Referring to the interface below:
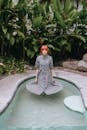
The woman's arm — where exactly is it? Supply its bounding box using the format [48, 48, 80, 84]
[50, 56, 56, 77]
[35, 69, 39, 82]
[52, 69, 56, 77]
[35, 56, 39, 82]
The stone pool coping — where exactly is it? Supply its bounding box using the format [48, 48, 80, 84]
[0, 70, 87, 114]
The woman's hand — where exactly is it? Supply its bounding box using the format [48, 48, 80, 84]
[34, 69, 38, 83]
[52, 70, 56, 77]
[34, 77, 38, 83]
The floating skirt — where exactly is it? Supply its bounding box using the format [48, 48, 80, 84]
[26, 80, 63, 95]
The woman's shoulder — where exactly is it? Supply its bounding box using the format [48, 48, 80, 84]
[36, 55, 52, 60]
[48, 55, 53, 60]
[36, 55, 42, 60]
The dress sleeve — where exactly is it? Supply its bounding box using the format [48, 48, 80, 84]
[49, 56, 53, 69]
[35, 57, 39, 68]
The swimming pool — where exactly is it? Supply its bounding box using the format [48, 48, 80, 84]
[0, 77, 87, 130]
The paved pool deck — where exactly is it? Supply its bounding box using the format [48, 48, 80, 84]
[0, 70, 87, 114]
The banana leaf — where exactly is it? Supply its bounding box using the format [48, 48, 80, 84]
[54, 11, 65, 27]
[32, 16, 42, 28]
[56, 0, 62, 12]
[64, 0, 72, 14]
[71, 34, 86, 43]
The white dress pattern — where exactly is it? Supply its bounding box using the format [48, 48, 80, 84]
[26, 55, 63, 95]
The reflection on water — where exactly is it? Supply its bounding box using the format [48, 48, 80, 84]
[0, 78, 87, 129]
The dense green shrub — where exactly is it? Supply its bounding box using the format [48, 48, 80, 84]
[0, 0, 87, 66]
[0, 57, 25, 74]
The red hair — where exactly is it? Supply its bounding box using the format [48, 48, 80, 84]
[40, 45, 48, 53]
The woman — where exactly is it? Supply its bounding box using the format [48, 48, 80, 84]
[26, 45, 63, 95]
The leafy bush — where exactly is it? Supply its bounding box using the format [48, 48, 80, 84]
[0, 57, 26, 74]
[0, 0, 87, 65]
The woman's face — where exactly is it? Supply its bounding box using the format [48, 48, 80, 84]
[42, 49, 48, 56]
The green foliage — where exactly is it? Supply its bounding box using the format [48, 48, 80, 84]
[0, 0, 87, 66]
[52, 0, 78, 27]
[52, 0, 87, 59]
[0, 57, 25, 74]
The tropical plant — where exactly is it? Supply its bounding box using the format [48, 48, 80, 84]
[0, 0, 87, 66]
[0, 56, 26, 74]
[23, 0, 55, 60]
[51, 0, 86, 59]
[0, 0, 27, 59]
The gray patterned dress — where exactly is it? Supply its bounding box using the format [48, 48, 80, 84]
[26, 55, 63, 95]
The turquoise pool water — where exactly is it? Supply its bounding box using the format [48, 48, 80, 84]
[0, 78, 87, 130]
